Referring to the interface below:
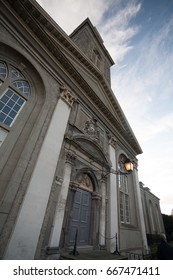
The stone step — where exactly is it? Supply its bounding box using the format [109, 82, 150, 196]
[60, 250, 128, 260]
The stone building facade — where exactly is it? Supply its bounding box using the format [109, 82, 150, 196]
[0, 0, 148, 259]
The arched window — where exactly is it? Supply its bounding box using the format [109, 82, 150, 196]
[0, 61, 30, 146]
[118, 154, 130, 224]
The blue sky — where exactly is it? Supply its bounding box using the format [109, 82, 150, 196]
[36, 0, 173, 215]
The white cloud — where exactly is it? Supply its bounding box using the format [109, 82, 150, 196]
[137, 133, 173, 209]
[137, 112, 173, 143]
[36, 0, 113, 34]
[110, 13, 173, 215]
[98, 1, 141, 62]
[111, 24, 173, 147]
[36, 0, 141, 62]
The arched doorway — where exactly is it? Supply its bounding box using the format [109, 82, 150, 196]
[68, 173, 94, 246]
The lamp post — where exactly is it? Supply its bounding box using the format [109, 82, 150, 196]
[112, 158, 133, 255]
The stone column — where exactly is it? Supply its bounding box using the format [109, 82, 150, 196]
[99, 179, 106, 247]
[4, 85, 76, 260]
[108, 136, 119, 253]
[63, 182, 79, 248]
[133, 159, 148, 252]
[91, 192, 101, 247]
[47, 152, 75, 259]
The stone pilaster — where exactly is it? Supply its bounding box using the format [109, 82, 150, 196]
[4, 85, 76, 260]
[99, 179, 106, 247]
[48, 151, 76, 257]
[133, 158, 148, 252]
[108, 135, 117, 149]
[108, 135, 119, 252]
[91, 192, 101, 247]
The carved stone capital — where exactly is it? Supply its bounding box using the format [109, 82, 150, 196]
[69, 182, 79, 192]
[65, 151, 76, 164]
[100, 175, 107, 184]
[92, 192, 101, 201]
[60, 84, 76, 107]
[132, 158, 138, 170]
[108, 134, 117, 149]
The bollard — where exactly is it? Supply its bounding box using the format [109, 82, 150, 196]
[69, 228, 79, 256]
[113, 233, 120, 255]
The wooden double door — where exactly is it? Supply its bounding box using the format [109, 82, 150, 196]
[68, 188, 91, 246]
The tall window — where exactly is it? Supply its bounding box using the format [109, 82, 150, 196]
[118, 154, 130, 224]
[119, 175, 130, 223]
[0, 61, 30, 146]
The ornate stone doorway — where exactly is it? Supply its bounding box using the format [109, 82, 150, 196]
[68, 173, 94, 246]
[68, 188, 91, 246]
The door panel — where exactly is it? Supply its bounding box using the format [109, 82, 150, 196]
[68, 188, 91, 246]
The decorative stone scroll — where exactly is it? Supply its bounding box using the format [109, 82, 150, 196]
[60, 84, 76, 107]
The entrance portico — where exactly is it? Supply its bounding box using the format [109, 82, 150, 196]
[63, 170, 101, 250]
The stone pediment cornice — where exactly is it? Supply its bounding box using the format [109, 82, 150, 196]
[66, 133, 111, 169]
[2, 0, 142, 155]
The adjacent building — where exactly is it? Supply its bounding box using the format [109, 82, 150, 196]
[140, 182, 165, 245]
[0, 0, 161, 260]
